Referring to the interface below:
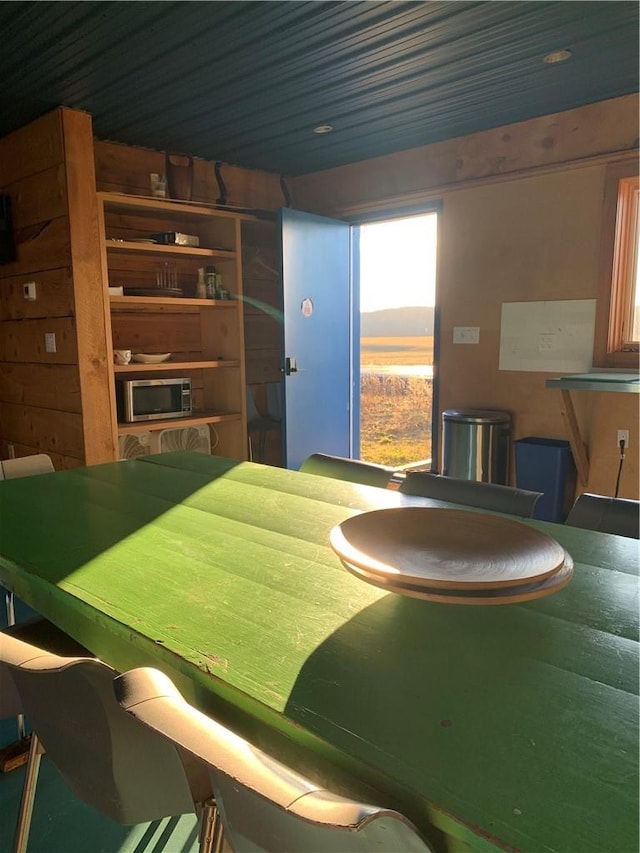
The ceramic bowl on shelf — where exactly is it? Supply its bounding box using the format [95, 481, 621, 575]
[131, 353, 172, 364]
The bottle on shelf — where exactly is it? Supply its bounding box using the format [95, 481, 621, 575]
[205, 265, 217, 298]
[196, 267, 207, 299]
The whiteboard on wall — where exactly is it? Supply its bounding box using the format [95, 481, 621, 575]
[499, 299, 596, 372]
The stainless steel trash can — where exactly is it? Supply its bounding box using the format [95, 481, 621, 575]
[442, 409, 511, 484]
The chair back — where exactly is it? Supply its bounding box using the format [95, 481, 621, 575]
[265, 382, 282, 421]
[565, 493, 639, 539]
[0, 620, 90, 719]
[247, 385, 281, 427]
[116, 667, 434, 852]
[400, 472, 542, 517]
[0, 631, 195, 824]
[0, 454, 54, 480]
[300, 453, 396, 489]
[246, 386, 262, 424]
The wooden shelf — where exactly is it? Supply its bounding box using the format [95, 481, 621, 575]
[110, 296, 238, 313]
[105, 240, 236, 260]
[98, 191, 256, 222]
[545, 372, 640, 393]
[117, 411, 241, 435]
[114, 360, 240, 373]
[545, 371, 640, 487]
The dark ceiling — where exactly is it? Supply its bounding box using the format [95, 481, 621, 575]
[0, 1, 637, 177]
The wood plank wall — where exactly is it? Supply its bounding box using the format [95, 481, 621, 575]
[289, 94, 640, 499]
[4, 98, 634, 481]
[0, 109, 115, 469]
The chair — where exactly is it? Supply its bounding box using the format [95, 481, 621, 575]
[399, 472, 542, 517]
[116, 666, 434, 853]
[0, 453, 55, 742]
[565, 493, 639, 539]
[300, 452, 398, 489]
[247, 383, 282, 463]
[1, 454, 55, 627]
[0, 453, 55, 481]
[0, 628, 207, 853]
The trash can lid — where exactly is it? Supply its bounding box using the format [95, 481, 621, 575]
[442, 408, 511, 425]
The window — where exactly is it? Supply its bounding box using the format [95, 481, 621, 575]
[612, 176, 640, 346]
[594, 160, 640, 367]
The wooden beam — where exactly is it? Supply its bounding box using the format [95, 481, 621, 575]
[62, 108, 118, 465]
[559, 389, 590, 487]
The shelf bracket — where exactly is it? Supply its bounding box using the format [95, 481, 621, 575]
[558, 389, 590, 487]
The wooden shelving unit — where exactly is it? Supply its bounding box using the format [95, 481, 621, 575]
[98, 192, 251, 461]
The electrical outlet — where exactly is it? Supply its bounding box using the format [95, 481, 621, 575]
[44, 332, 56, 353]
[617, 429, 629, 449]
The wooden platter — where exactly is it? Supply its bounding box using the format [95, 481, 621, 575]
[330, 507, 570, 594]
[338, 554, 574, 606]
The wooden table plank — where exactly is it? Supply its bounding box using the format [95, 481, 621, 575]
[0, 452, 637, 853]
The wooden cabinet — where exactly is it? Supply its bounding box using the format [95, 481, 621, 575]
[98, 192, 250, 460]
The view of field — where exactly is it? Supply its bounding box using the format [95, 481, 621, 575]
[360, 336, 434, 365]
[360, 336, 434, 466]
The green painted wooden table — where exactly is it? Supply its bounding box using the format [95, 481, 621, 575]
[0, 452, 637, 853]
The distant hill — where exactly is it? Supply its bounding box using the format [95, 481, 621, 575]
[361, 306, 434, 337]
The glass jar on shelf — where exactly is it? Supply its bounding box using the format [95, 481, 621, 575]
[205, 265, 217, 298]
[196, 267, 207, 299]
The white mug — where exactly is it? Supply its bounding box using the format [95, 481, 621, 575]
[150, 172, 167, 198]
[114, 349, 132, 365]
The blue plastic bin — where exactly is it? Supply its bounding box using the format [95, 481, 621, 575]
[514, 437, 577, 522]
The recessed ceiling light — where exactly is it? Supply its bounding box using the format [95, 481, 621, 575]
[542, 48, 573, 64]
[313, 124, 333, 134]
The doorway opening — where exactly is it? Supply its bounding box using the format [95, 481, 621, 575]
[356, 212, 438, 468]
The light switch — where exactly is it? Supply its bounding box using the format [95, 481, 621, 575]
[44, 332, 56, 353]
[453, 326, 480, 344]
[23, 281, 36, 300]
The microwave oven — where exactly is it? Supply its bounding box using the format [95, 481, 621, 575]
[116, 378, 192, 423]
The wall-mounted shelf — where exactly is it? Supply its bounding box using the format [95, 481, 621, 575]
[545, 371, 640, 486]
[545, 372, 640, 394]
